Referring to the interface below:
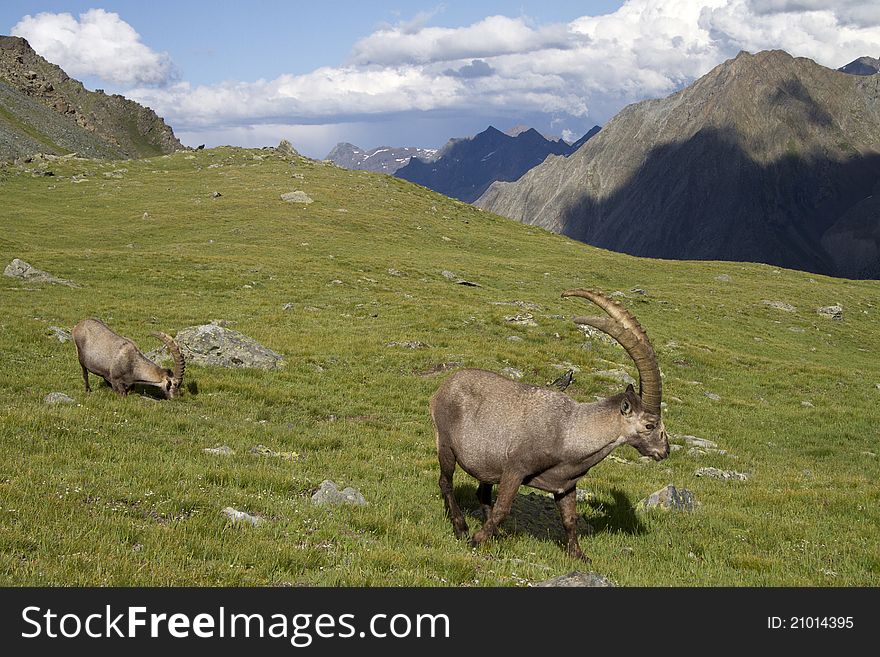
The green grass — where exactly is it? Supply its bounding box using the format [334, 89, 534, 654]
[1, 147, 878, 586]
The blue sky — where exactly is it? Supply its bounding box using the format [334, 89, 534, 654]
[3, 1, 879, 157]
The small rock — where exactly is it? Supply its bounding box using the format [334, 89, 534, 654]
[249, 444, 300, 461]
[638, 484, 698, 511]
[311, 480, 367, 506]
[501, 367, 524, 380]
[679, 435, 718, 449]
[387, 268, 404, 277]
[594, 368, 636, 387]
[629, 287, 647, 295]
[386, 340, 427, 349]
[211, 191, 222, 198]
[282, 303, 294, 311]
[817, 304, 843, 320]
[281, 191, 313, 204]
[715, 274, 732, 282]
[507, 335, 524, 342]
[4, 258, 77, 287]
[142, 212, 150, 220]
[222, 507, 264, 526]
[204, 445, 234, 456]
[441, 270, 457, 280]
[694, 467, 750, 481]
[704, 391, 721, 401]
[801, 400, 814, 407]
[505, 313, 537, 327]
[575, 489, 593, 502]
[532, 571, 615, 587]
[762, 300, 796, 312]
[47, 326, 71, 342]
[277, 139, 299, 157]
[44, 392, 75, 404]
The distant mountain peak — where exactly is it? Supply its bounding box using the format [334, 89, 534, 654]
[324, 142, 437, 174]
[838, 56, 880, 76]
[476, 49, 880, 280]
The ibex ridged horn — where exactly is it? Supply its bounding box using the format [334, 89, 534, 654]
[151, 331, 185, 381]
[562, 288, 661, 415]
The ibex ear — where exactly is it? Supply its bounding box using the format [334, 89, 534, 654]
[620, 397, 632, 416]
[625, 383, 635, 395]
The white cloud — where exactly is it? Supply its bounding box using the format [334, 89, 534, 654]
[20, 2, 880, 155]
[11, 8, 175, 86]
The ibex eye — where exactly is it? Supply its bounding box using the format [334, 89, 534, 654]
[645, 423, 655, 431]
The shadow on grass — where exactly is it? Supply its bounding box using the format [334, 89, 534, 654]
[452, 483, 646, 550]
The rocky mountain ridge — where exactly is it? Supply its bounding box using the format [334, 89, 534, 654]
[0, 35, 182, 161]
[476, 50, 880, 279]
[324, 142, 438, 174]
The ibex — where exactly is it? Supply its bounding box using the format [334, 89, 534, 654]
[430, 289, 669, 561]
[72, 319, 185, 399]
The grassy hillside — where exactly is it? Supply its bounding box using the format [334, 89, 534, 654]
[1, 147, 878, 586]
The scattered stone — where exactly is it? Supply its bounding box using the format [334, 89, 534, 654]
[386, 340, 428, 349]
[678, 435, 718, 449]
[387, 268, 404, 277]
[694, 467, 750, 481]
[277, 139, 299, 157]
[532, 572, 615, 587]
[417, 362, 462, 376]
[630, 287, 647, 295]
[801, 400, 814, 407]
[44, 392, 75, 404]
[441, 270, 457, 280]
[4, 259, 78, 287]
[250, 444, 300, 461]
[456, 279, 481, 287]
[817, 304, 843, 320]
[762, 300, 796, 312]
[715, 274, 732, 282]
[147, 324, 284, 370]
[575, 489, 593, 502]
[281, 191, 313, 204]
[441, 270, 480, 286]
[789, 326, 805, 333]
[142, 212, 150, 220]
[507, 335, 524, 342]
[47, 326, 71, 342]
[594, 368, 636, 387]
[222, 507, 264, 526]
[576, 324, 618, 346]
[282, 303, 294, 311]
[501, 367, 524, 380]
[311, 480, 367, 506]
[704, 391, 721, 401]
[505, 313, 537, 327]
[638, 484, 698, 511]
[687, 446, 729, 457]
[211, 191, 222, 198]
[204, 445, 234, 456]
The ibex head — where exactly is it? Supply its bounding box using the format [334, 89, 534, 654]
[150, 331, 186, 399]
[562, 288, 669, 461]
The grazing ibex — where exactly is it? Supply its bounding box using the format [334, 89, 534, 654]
[72, 319, 185, 399]
[430, 289, 669, 561]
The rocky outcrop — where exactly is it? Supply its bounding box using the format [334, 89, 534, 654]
[325, 142, 438, 174]
[148, 323, 284, 370]
[4, 258, 77, 286]
[0, 35, 182, 161]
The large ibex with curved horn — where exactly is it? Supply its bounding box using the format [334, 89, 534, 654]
[430, 288, 668, 561]
[72, 319, 185, 399]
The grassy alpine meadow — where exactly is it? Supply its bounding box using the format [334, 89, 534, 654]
[0, 147, 878, 586]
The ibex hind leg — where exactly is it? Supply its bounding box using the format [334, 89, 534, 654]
[80, 364, 91, 392]
[475, 481, 493, 521]
[437, 443, 469, 539]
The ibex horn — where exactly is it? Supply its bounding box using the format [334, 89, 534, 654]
[151, 331, 185, 381]
[561, 288, 661, 415]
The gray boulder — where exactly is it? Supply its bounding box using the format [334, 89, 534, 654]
[4, 259, 78, 287]
[311, 480, 367, 506]
[154, 324, 284, 370]
[222, 507, 264, 526]
[817, 304, 843, 320]
[47, 326, 71, 342]
[638, 484, 698, 511]
[44, 392, 75, 404]
[281, 191, 313, 204]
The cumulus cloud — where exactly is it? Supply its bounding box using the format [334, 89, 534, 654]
[11, 8, 175, 86]
[54, 1, 880, 155]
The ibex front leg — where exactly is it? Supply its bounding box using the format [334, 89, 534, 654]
[555, 488, 590, 563]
